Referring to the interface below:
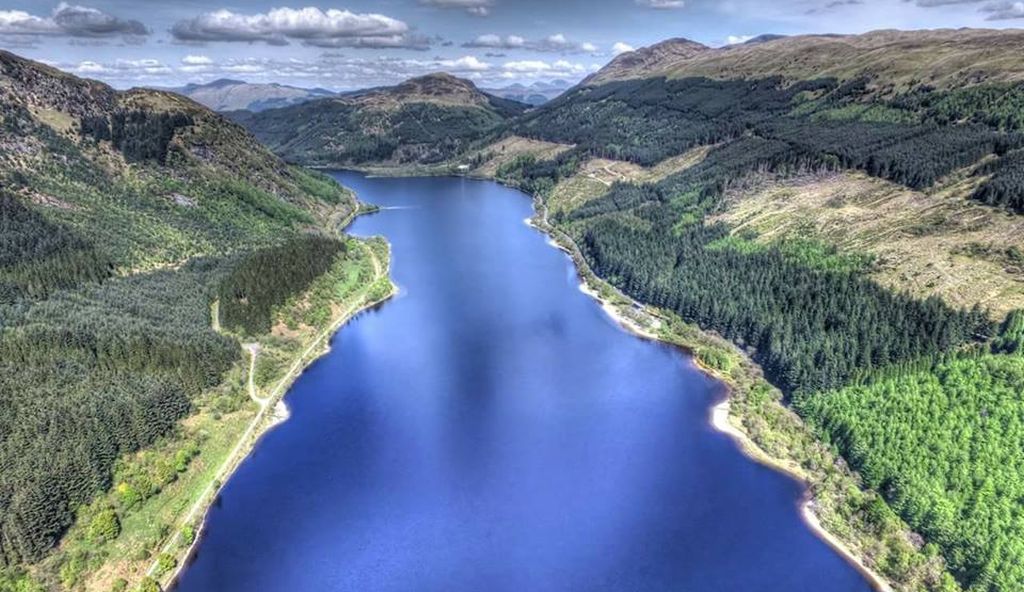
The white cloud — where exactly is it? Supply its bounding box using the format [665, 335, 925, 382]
[170, 7, 425, 49]
[419, 0, 494, 17]
[69, 58, 171, 77]
[74, 60, 105, 73]
[180, 54, 215, 73]
[636, 0, 686, 8]
[726, 35, 753, 44]
[501, 59, 593, 78]
[181, 54, 213, 66]
[463, 33, 525, 48]
[58, 49, 594, 89]
[463, 32, 597, 53]
[612, 41, 635, 55]
[443, 55, 491, 71]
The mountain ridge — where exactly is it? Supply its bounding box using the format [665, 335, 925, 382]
[586, 28, 1024, 89]
[228, 72, 528, 167]
[162, 78, 337, 112]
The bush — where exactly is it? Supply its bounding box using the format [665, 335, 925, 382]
[154, 552, 177, 578]
[87, 509, 121, 544]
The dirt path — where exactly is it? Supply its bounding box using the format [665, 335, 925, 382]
[243, 343, 266, 406]
[148, 243, 390, 585]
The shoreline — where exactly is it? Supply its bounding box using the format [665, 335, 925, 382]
[525, 197, 894, 592]
[152, 235, 396, 590]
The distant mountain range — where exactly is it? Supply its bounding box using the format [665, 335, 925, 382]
[480, 80, 573, 106]
[159, 78, 337, 112]
[164, 78, 572, 113]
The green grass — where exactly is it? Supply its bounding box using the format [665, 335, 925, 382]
[707, 234, 874, 274]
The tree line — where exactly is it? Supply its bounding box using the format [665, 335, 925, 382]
[217, 235, 346, 335]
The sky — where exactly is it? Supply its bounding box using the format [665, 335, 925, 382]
[1, 0, 1022, 91]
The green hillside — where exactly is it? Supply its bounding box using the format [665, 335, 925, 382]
[229, 73, 528, 167]
[0, 49, 364, 586]
[486, 30, 1024, 592]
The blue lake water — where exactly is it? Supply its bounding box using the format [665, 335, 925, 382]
[174, 172, 872, 592]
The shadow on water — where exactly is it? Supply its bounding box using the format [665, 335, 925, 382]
[173, 172, 874, 592]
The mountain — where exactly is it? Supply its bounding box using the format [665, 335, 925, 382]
[166, 78, 336, 112]
[583, 37, 710, 85]
[0, 49, 359, 580]
[481, 80, 572, 105]
[228, 73, 529, 167]
[586, 28, 1024, 88]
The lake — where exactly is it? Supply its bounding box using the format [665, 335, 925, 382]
[173, 172, 872, 592]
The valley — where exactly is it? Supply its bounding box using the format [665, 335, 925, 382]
[231, 29, 1024, 592]
[4, 17, 1024, 592]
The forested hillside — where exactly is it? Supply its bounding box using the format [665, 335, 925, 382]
[229, 73, 527, 167]
[482, 31, 1024, 592]
[0, 49, 360, 584]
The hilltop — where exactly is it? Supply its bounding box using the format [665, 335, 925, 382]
[228, 73, 529, 167]
[583, 37, 710, 85]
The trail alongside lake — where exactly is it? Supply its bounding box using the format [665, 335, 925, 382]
[150, 241, 393, 589]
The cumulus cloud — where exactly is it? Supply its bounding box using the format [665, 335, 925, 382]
[981, 1, 1024, 18]
[499, 59, 595, 79]
[0, 3, 147, 43]
[463, 32, 598, 53]
[907, 0, 1023, 20]
[69, 58, 170, 77]
[181, 54, 213, 66]
[726, 35, 753, 44]
[419, 0, 494, 17]
[464, 33, 525, 48]
[611, 41, 635, 55]
[635, 0, 686, 8]
[179, 54, 215, 73]
[805, 0, 865, 15]
[52, 3, 148, 37]
[910, 0, 984, 5]
[170, 7, 428, 49]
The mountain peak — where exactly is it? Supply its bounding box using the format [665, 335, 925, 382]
[394, 73, 480, 97]
[586, 37, 709, 85]
[339, 72, 499, 110]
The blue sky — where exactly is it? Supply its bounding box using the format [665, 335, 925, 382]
[1, 0, 1022, 90]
